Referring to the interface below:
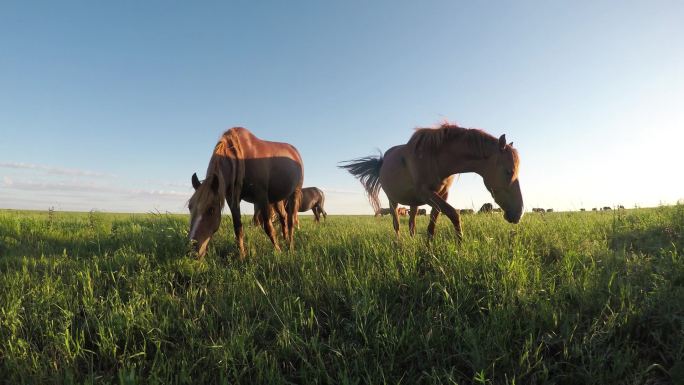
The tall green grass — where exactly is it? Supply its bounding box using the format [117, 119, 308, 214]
[0, 207, 682, 384]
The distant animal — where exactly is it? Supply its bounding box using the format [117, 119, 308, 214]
[376, 208, 391, 216]
[618, 205, 625, 210]
[257, 187, 328, 229]
[397, 207, 409, 216]
[602, 206, 612, 211]
[341, 123, 523, 241]
[295, 187, 327, 228]
[546, 208, 553, 213]
[479, 203, 494, 213]
[580, 208, 586, 211]
[416, 208, 427, 215]
[460, 209, 474, 215]
[532, 208, 545, 213]
[188, 127, 303, 258]
[493, 208, 503, 213]
[592, 208, 597, 211]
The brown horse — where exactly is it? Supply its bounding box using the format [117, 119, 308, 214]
[256, 187, 327, 229]
[188, 127, 303, 258]
[479, 203, 494, 213]
[296, 187, 327, 227]
[340, 123, 523, 240]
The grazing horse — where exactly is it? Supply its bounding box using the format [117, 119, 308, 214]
[340, 123, 523, 241]
[188, 127, 303, 258]
[532, 208, 545, 213]
[257, 186, 328, 228]
[479, 203, 494, 213]
[416, 208, 427, 216]
[397, 207, 409, 216]
[296, 187, 328, 227]
[376, 208, 392, 216]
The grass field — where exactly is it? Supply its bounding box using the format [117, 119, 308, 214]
[0, 206, 682, 384]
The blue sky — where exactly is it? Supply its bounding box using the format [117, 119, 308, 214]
[1, 0, 682, 214]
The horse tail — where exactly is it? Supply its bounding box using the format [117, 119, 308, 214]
[338, 154, 383, 214]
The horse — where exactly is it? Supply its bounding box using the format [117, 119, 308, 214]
[416, 208, 427, 216]
[479, 203, 494, 213]
[375, 208, 389, 216]
[188, 127, 303, 258]
[460, 209, 475, 215]
[256, 187, 328, 228]
[397, 207, 409, 216]
[532, 208, 545, 213]
[296, 187, 327, 228]
[340, 122, 523, 241]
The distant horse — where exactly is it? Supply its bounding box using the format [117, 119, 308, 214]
[546, 208, 553, 213]
[340, 123, 523, 240]
[479, 203, 494, 213]
[256, 187, 327, 229]
[532, 208, 545, 213]
[188, 127, 303, 258]
[376, 208, 392, 216]
[416, 208, 427, 216]
[460, 209, 475, 215]
[592, 208, 598, 211]
[295, 187, 327, 228]
[580, 208, 586, 211]
[602, 206, 612, 211]
[397, 207, 409, 216]
[618, 205, 625, 210]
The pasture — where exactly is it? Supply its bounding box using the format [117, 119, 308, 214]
[0, 207, 682, 384]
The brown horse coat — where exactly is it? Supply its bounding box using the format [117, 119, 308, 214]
[189, 127, 303, 257]
[341, 123, 523, 241]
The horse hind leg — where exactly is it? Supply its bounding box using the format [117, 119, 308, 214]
[313, 206, 321, 224]
[274, 201, 289, 243]
[389, 201, 400, 237]
[286, 190, 300, 250]
[409, 205, 418, 237]
[257, 202, 280, 252]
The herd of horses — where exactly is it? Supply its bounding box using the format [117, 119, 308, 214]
[188, 123, 524, 258]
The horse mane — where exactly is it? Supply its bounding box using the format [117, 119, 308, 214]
[408, 123, 500, 158]
[189, 127, 246, 210]
[214, 128, 246, 207]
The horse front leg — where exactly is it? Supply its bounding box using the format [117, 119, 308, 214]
[408, 205, 418, 237]
[427, 207, 440, 241]
[420, 189, 462, 242]
[389, 201, 400, 237]
[229, 203, 246, 259]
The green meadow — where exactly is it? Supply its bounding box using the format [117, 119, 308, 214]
[0, 207, 682, 384]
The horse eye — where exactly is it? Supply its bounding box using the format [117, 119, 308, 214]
[207, 207, 215, 215]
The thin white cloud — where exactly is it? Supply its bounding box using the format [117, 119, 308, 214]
[0, 162, 113, 177]
[1, 178, 189, 198]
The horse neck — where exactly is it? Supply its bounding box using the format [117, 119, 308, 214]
[436, 138, 495, 178]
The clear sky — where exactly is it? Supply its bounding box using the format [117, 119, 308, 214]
[1, 0, 682, 214]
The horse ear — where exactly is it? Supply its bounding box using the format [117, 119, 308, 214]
[191, 173, 201, 190]
[210, 173, 219, 193]
[498, 134, 507, 152]
[509, 142, 513, 147]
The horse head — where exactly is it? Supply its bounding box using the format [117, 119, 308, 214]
[482, 135, 524, 223]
